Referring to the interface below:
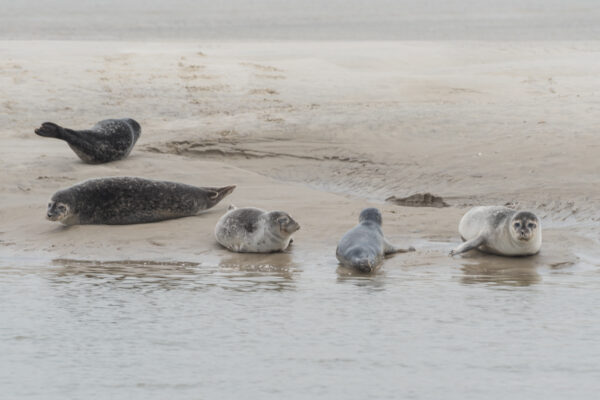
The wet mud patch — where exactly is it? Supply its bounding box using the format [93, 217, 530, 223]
[386, 193, 449, 208]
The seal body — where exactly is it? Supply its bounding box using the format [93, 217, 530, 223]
[450, 206, 542, 256]
[35, 118, 141, 163]
[215, 206, 300, 253]
[336, 208, 413, 273]
[46, 177, 235, 225]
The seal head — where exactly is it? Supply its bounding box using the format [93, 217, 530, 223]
[358, 207, 382, 225]
[46, 200, 72, 223]
[268, 211, 301, 235]
[510, 211, 539, 242]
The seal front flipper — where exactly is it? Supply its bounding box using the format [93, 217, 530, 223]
[383, 238, 415, 254]
[449, 235, 485, 256]
[34, 122, 65, 139]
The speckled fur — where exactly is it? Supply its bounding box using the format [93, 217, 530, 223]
[451, 206, 542, 256]
[336, 208, 412, 273]
[47, 177, 235, 225]
[214, 206, 300, 253]
[35, 118, 141, 164]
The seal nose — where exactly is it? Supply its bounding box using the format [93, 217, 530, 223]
[353, 259, 373, 273]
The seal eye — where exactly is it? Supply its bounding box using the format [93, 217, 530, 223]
[57, 205, 66, 212]
[48, 203, 52, 208]
[514, 222, 521, 228]
[527, 223, 536, 229]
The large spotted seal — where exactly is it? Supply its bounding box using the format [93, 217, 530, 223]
[214, 205, 300, 253]
[450, 206, 542, 256]
[336, 208, 414, 273]
[46, 177, 235, 225]
[34, 118, 141, 163]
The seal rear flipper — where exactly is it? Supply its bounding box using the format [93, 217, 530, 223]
[208, 185, 236, 200]
[34, 122, 65, 139]
[204, 185, 236, 209]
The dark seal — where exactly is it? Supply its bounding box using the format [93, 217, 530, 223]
[46, 177, 236, 225]
[35, 118, 141, 163]
[336, 208, 414, 273]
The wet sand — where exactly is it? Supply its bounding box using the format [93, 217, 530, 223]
[1, 40, 599, 269]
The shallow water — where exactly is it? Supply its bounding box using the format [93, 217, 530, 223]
[2, 253, 600, 399]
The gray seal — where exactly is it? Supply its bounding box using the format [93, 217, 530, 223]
[35, 118, 141, 163]
[450, 206, 542, 256]
[214, 205, 300, 253]
[46, 177, 235, 225]
[336, 208, 414, 273]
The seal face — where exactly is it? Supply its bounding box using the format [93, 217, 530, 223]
[34, 118, 141, 163]
[450, 206, 542, 257]
[214, 206, 300, 253]
[46, 177, 235, 225]
[336, 207, 414, 273]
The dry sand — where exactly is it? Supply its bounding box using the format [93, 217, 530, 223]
[1, 40, 598, 271]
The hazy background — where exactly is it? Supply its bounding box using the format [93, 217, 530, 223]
[1, 0, 599, 40]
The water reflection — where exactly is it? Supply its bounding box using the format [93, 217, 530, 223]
[51, 258, 205, 292]
[217, 252, 297, 292]
[336, 265, 387, 291]
[50, 254, 298, 293]
[458, 253, 541, 287]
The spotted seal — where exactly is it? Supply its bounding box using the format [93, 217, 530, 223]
[336, 208, 414, 273]
[214, 205, 300, 253]
[46, 177, 235, 225]
[34, 118, 141, 163]
[450, 206, 542, 256]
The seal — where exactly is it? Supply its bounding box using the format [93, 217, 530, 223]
[214, 205, 300, 253]
[46, 177, 235, 225]
[34, 118, 141, 163]
[450, 206, 542, 256]
[336, 208, 414, 273]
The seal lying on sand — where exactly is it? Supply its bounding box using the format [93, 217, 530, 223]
[336, 208, 414, 273]
[46, 177, 235, 225]
[35, 118, 141, 163]
[450, 206, 542, 256]
[214, 205, 300, 253]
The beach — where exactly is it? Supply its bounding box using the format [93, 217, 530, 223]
[1, 40, 598, 264]
[1, 39, 600, 399]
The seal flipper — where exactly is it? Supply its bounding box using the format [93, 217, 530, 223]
[450, 235, 485, 256]
[210, 185, 236, 201]
[383, 238, 415, 254]
[203, 185, 236, 209]
[35, 122, 100, 160]
[34, 122, 65, 139]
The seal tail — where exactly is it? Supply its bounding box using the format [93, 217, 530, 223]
[34, 122, 65, 139]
